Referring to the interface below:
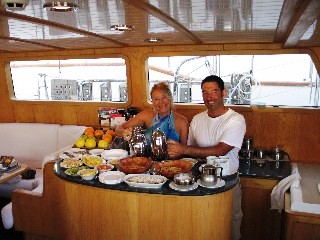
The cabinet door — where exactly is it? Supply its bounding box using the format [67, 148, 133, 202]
[240, 177, 281, 240]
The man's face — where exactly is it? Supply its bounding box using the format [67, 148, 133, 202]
[201, 82, 225, 111]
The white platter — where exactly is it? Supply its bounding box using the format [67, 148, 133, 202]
[99, 171, 125, 185]
[59, 148, 87, 160]
[124, 174, 167, 188]
[60, 159, 83, 169]
[169, 182, 198, 192]
[82, 155, 105, 168]
[197, 179, 225, 189]
[180, 157, 198, 166]
[101, 149, 128, 160]
[88, 149, 105, 155]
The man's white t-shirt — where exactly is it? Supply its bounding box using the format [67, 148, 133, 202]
[187, 108, 246, 171]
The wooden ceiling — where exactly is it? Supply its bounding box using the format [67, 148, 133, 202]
[0, 0, 319, 53]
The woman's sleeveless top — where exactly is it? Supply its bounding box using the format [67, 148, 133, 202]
[144, 112, 180, 145]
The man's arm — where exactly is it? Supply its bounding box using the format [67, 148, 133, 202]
[167, 140, 234, 159]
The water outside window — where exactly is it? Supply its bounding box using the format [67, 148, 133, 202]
[9, 54, 320, 107]
[148, 54, 319, 107]
[10, 58, 127, 102]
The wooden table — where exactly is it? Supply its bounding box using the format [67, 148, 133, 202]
[0, 164, 29, 183]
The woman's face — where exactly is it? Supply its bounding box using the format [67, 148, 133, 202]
[151, 89, 172, 116]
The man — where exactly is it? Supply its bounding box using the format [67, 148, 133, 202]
[168, 75, 246, 240]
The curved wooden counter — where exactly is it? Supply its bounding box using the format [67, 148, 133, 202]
[12, 161, 236, 240]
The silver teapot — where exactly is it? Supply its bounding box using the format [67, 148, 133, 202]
[130, 127, 148, 156]
[151, 128, 167, 161]
[200, 164, 223, 187]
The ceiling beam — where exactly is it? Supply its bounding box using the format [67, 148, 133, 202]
[276, 0, 320, 47]
[0, 36, 65, 50]
[274, 0, 299, 43]
[0, 10, 128, 47]
[123, 0, 202, 44]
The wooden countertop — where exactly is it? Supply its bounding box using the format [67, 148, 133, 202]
[12, 160, 235, 240]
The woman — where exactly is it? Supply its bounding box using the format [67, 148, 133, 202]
[115, 82, 189, 145]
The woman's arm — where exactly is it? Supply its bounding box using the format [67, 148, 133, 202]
[174, 113, 189, 145]
[115, 110, 153, 140]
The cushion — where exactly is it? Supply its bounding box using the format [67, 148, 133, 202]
[57, 125, 86, 149]
[0, 123, 60, 169]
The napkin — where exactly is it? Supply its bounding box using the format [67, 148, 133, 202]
[270, 172, 300, 212]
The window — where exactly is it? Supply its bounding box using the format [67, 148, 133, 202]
[10, 58, 127, 102]
[147, 55, 319, 107]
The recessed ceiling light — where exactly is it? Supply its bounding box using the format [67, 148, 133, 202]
[110, 25, 135, 31]
[144, 37, 163, 43]
[43, 2, 79, 12]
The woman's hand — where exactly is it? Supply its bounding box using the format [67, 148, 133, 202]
[167, 139, 186, 159]
[115, 125, 133, 141]
[123, 127, 133, 141]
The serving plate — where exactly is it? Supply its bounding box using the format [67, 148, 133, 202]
[124, 174, 167, 188]
[82, 155, 104, 168]
[0, 164, 20, 172]
[152, 160, 193, 179]
[101, 149, 128, 160]
[99, 171, 126, 185]
[60, 158, 83, 168]
[197, 179, 225, 189]
[65, 166, 89, 176]
[118, 157, 153, 174]
[59, 148, 87, 160]
[169, 182, 198, 192]
[198, 164, 238, 177]
[180, 158, 198, 166]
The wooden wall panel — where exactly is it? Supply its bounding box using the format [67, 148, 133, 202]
[0, 44, 319, 164]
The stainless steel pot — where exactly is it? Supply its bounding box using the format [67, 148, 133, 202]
[255, 148, 266, 159]
[242, 137, 253, 150]
[200, 164, 223, 187]
[151, 128, 167, 161]
[130, 127, 148, 156]
[239, 149, 255, 159]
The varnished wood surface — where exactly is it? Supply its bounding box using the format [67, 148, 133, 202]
[0, 44, 320, 164]
[0, 163, 28, 184]
[13, 161, 233, 240]
[240, 177, 281, 240]
[283, 192, 320, 240]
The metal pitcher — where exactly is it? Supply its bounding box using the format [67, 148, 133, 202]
[130, 127, 148, 156]
[200, 164, 223, 187]
[151, 128, 167, 161]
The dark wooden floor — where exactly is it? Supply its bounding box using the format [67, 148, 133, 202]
[0, 198, 23, 240]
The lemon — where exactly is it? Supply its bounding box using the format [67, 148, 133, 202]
[85, 138, 96, 149]
[75, 138, 85, 148]
[98, 140, 109, 149]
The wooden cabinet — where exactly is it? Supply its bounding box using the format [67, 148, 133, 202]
[12, 161, 234, 240]
[283, 193, 320, 240]
[240, 177, 281, 240]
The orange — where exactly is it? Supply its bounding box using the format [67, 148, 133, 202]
[85, 131, 94, 138]
[102, 133, 113, 143]
[85, 127, 94, 133]
[106, 129, 116, 137]
[94, 129, 104, 138]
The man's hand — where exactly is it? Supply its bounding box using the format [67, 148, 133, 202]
[167, 139, 186, 159]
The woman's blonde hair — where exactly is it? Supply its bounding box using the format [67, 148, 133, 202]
[150, 82, 174, 108]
